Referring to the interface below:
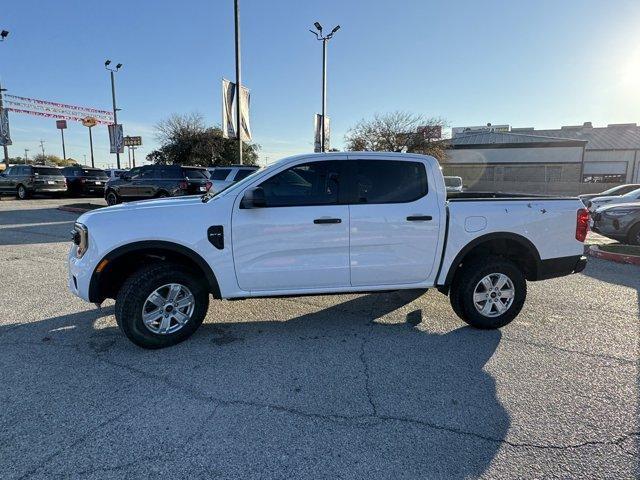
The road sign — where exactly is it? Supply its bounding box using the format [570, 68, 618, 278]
[0, 110, 11, 146]
[82, 117, 98, 128]
[124, 136, 142, 147]
[56, 120, 67, 130]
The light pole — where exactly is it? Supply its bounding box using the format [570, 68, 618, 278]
[24, 148, 28, 164]
[105, 60, 122, 169]
[0, 29, 10, 165]
[234, 0, 243, 165]
[39, 139, 45, 163]
[309, 22, 340, 152]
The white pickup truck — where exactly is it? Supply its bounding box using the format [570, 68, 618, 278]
[68, 152, 589, 348]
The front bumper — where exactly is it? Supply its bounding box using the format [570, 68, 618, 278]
[67, 248, 93, 302]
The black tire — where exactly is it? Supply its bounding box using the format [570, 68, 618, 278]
[449, 256, 526, 329]
[115, 262, 210, 349]
[627, 223, 640, 246]
[105, 190, 120, 206]
[16, 185, 29, 200]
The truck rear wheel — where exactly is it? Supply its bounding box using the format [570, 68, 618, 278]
[115, 262, 209, 349]
[449, 256, 526, 329]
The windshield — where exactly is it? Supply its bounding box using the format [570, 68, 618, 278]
[201, 163, 269, 202]
[620, 187, 640, 200]
[34, 167, 62, 176]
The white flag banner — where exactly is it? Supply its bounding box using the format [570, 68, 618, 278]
[221, 79, 252, 141]
[314, 114, 330, 152]
[221, 79, 235, 139]
[239, 85, 252, 141]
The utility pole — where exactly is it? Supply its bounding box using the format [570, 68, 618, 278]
[105, 60, 123, 169]
[59, 127, 66, 160]
[234, 0, 242, 165]
[310, 23, 340, 152]
[24, 148, 29, 164]
[0, 79, 8, 165]
[39, 139, 45, 163]
[88, 125, 95, 168]
[0, 30, 10, 165]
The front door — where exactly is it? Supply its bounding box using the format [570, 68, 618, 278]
[348, 158, 441, 286]
[232, 159, 350, 292]
[0, 166, 14, 193]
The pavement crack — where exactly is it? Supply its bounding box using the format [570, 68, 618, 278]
[16, 411, 128, 480]
[359, 336, 378, 416]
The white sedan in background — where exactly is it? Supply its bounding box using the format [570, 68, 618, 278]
[587, 187, 640, 212]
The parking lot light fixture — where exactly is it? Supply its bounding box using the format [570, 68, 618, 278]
[105, 60, 123, 169]
[309, 22, 341, 152]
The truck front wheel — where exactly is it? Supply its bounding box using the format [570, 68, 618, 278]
[115, 262, 210, 348]
[449, 256, 526, 329]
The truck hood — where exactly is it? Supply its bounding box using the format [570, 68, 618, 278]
[77, 195, 213, 226]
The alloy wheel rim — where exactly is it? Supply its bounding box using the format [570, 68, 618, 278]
[18, 186, 25, 198]
[141, 283, 195, 335]
[107, 193, 116, 205]
[473, 273, 515, 318]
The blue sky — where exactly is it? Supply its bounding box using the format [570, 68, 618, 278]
[3, 0, 640, 167]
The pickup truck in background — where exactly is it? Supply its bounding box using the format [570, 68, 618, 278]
[68, 152, 588, 348]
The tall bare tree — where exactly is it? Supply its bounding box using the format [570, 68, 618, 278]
[345, 111, 447, 161]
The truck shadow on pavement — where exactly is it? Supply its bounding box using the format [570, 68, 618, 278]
[0, 292, 508, 479]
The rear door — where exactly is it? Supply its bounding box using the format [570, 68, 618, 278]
[0, 166, 14, 192]
[347, 158, 441, 286]
[118, 166, 142, 198]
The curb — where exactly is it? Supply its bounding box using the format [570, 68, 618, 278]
[57, 206, 94, 214]
[587, 245, 640, 266]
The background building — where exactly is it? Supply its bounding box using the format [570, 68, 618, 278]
[443, 122, 640, 195]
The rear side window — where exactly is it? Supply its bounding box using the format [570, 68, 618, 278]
[354, 160, 427, 204]
[233, 169, 256, 181]
[210, 169, 231, 180]
[259, 161, 340, 207]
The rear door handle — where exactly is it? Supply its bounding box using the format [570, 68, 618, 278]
[314, 218, 342, 224]
[406, 215, 432, 221]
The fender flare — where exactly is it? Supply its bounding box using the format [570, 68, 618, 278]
[441, 232, 542, 287]
[88, 240, 221, 302]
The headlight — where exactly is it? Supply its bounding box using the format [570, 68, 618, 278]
[71, 222, 89, 258]
[605, 209, 636, 217]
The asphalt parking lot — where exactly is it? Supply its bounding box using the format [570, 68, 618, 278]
[0, 197, 638, 479]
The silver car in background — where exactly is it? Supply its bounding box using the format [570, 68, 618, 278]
[207, 165, 259, 193]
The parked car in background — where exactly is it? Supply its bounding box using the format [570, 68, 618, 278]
[592, 202, 640, 245]
[579, 184, 640, 204]
[61, 166, 108, 197]
[104, 164, 211, 205]
[586, 187, 640, 212]
[207, 165, 259, 192]
[104, 169, 127, 180]
[0, 165, 67, 199]
[444, 176, 464, 193]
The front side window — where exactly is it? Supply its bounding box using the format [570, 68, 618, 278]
[183, 168, 208, 179]
[355, 160, 427, 204]
[259, 161, 340, 207]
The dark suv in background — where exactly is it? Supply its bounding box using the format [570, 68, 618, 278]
[104, 164, 211, 205]
[61, 166, 109, 197]
[0, 165, 67, 199]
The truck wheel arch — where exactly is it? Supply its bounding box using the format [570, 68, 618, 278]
[88, 241, 221, 303]
[441, 232, 542, 288]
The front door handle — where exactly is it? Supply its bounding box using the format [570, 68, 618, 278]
[407, 215, 432, 221]
[314, 218, 342, 224]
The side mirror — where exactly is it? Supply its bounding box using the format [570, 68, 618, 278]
[240, 187, 266, 209]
